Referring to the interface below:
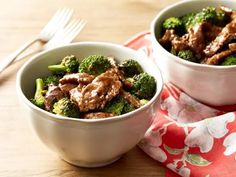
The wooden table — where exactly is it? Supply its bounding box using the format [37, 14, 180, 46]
[0, 0, 179, 176]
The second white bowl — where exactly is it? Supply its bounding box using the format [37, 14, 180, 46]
[151, 0, 236, 106]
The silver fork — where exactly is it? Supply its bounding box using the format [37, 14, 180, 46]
[44, 19, 86, 50]
[14, 19, 86, 64]
[0, 8, 73, 73]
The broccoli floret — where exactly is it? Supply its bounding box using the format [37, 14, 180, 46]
[31, 78, 45, 108]
[48, 55, 79, 73]
[119, 59, 143, 77]
[163, 17, 183, 31]
[43, 75, 61, 86]
[131, 72, 156, 99]
[122, 101, 135, 114]
[181, 12, 197, 31]
[182, 7, 220, 30]
[79, 55, 111, 75]
[177, 50, 196, 62]
[103, 96, 126, 116]
[53, 97, 80, 118]
[196, 7, 217, 23]
[221, 55, 236, 66]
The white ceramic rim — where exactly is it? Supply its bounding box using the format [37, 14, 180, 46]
[16, 41, 164, 123]
[151, 0, 236, 71]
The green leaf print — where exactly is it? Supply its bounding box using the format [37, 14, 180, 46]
[164, 144, 184, 155]
[186, 153, 211, 166]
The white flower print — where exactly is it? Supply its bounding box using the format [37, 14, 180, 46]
[139, 125, 167, 162]
[161, 92, 219, 123]
[223, 133, 236, 159]
[185, 113, 235, 153]
[167, 163, 190, 177]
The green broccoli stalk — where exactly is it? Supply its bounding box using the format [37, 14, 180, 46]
[131, 72, 156, 99]
[221, 55, 236, 66]
[48, 55, 80, 73]
[163, 17, 183, 31]
[31, 78, 45, 108]
[79, 55, 111, 75]
[103, 96, 126, 116]
[177, 50, 196, 62]
[119, 59, 143, 77]
[53, 97, 80, 118]
[43, 75, 61, 86]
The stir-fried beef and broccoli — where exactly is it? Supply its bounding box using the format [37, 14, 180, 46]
[159, 6, 236, 65]
[31, 55, 156, 119]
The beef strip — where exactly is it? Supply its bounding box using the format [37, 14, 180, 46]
[229, 43, 236, 50]
[59, 83, 77, 93]
[204, 20, 236, 57]
[171, 34, 190, 52]
[159, 29, 177, 47]
[220, 6, 233, 15]
[187, 23, 206, 59]
[108, 56, 133, 89]
[202, 47, 236, 65]
[44, 85, 65, 110]
[70, 87, 82, 105]
[159, 29, 190, 53]
[120, 90, 141, 108]
[220, 6, 236, 20]
[59, 73, 95, 94]
[60, 73, 95, 85]
[83, 112, 114, 119]
[72, 68, 122, 112]
[204, 22, 223, 42]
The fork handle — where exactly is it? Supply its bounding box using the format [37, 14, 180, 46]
[0, 37, 40, 73]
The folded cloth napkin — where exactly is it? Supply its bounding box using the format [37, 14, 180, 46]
[124, 32, 236, 177]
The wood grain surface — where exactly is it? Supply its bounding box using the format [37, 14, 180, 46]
[0, 0, 179, 176]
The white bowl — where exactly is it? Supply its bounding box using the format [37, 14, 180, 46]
[16, 42, 163, 167]
[151, 0, 236, 106]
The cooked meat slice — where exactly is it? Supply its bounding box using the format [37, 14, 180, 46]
[220, 6, 236, 20]
[171, 34, 190, 52]
[59, 73, 95, 94]
[202, 48, 236, 65]
[70, 87, 82, 105]
[204, 20, 236, 57]
[159, 29, 177, 47]
[83, 112, 114, 119]
[59, 73, 95, 85]
[159, 29, 189, 52]
[204, 22, 223, 42]
[44, 85, 65, 110]
[231, 11, 236, 20]
[78, 73, 96, 84]
[59, 83, 77, 93]
[107, 56, 133, 89]
[187, 23, 206, 58]
[229, 43, 236, 50]
[120, 90, 141, 108]
[73, 68, 122, 112]
[220, 6, 233, 14]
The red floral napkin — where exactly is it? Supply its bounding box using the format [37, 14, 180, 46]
[124, 32, 236, 177]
